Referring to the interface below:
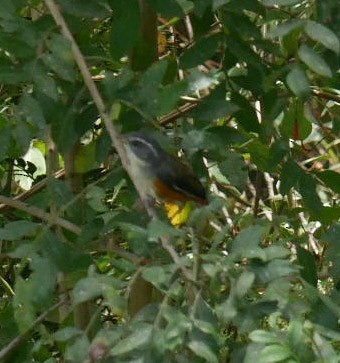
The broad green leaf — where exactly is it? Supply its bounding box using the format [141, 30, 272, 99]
[286, 66, 311, 100]
[298, 44, 332, 78]
[13, 277, 36, 333]
[147, 0, 184, 17]
[263, 278, 291, 307]
[0, 65, 31, 84]
[110, 0, 141, 60]
[218, 151, 248, 191]
[236, 271, 255, 298]
[58, 0, 110, 18]
[249, 330, 279, 344]
[267, 20, 302, 38]
[317, 170, 340, 194]
[85, 185, 109, 213]
[305, 21, 340, 54]
[190, 86, 239, 120]
[298, 173, 323, 215]
[110, 323, 152, 356]
[262, 0, 302, 5]
[0, 221, 40, 240]
[187, 339, 219, 363]
[30, 255, 57, 308]
[65, 335, 90, 363]
[72, 277, 103, 305]
[280, 160, 303, 194]
[231, 93, 260, 132]
[54, 327, 83, 342]
[255, 259, 299, 283]
[0, 116, 11, 160]
[296, 245, 317, 287]
[231, 225, 267, 260]
[180, 34, 221, 69]
[259, 344, 292, 362]
[33, 73, 59, 101]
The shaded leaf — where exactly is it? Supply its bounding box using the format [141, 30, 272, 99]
[286, 66, 311, 100]
[298, 44, 332, 78]
[305, 21, 340, 53]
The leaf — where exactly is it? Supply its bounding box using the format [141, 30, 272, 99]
[13, 277, 36, 333]
[298, 44, 332, 78]
[72, 277, 104, 305]
[180, 34, 221, 69]
[296, 245, 318, 287]
[65, 335, 90, 363]
[187, 339, 219, 363]
[231, 225, 267, 261]
[110, 323, 152, 356]
[262, 0, 302, 5]
[0, 65, 31, 84]
[147, 0, 184, 17]
[218, 151, 248, 191]
[236, 271, 255, 298]
[305, 21, 340, 54]
[259, 344, 292, 362]
[0, 221, 40, 240]
[54, 327, 83, 342]
[317, 170, 340, 194]
[286, 66, 311, 100]
[298, 173, 323, 215]
[249, 330, 279, 344]
[110, 0, 141, 60]
[280, 160, 303, 194]
[266, 20, 302, 38]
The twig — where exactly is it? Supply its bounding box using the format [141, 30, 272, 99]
[159, 102, 198, 125]
[312, 89, 340, 103]
[0, 169, 65, 213]
[0, 195, 81, 235]
[0, 298, 67, 361]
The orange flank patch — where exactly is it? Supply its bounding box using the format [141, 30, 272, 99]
[153, 179, 206, 205]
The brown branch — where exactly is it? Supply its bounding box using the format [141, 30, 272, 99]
[0, 169, 65, 214]
[0, 195, 81, 235]
[312, 89, 340, 103]
[0, 298, 67, 361]
[159, 102, 199, 125]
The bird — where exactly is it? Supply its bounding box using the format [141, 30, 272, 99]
[123, 131, 207, 206]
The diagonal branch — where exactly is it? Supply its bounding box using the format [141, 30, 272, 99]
[0, 195, 81, 235]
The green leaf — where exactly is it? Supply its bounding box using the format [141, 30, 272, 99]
[180, 34, 221, 69]
[298, 44, 332, 78]
[296, 245, 318, 287]
[298, 173, 323, 214]
[259, 344, 292, 362]
[286, 66, 311, 100]
[187, 339, 219, 363]
[305, 21, 340, 54]
[280, 160, 303, 194]
[110, 0, 141, 60]
[249, 330, 279, 344]
[236, 271, 255, 298]
[18, 93, 46, 129]
[231, 225, 267, 260]
[267, 20, 302, 38]
[65, 335, 90, 363]
[0, 221, 40, 240]
[190, 86, 239, 120]
[262, 0, 302, 5]
[147, 0, 184, 17]
[58, 0, 110, 18]
[0, 65, 31, 84]
[218, 151, 248, 191]
[13, 277, 36, 333]
[317, 170, 340, 194]
[54, 327, 83, 342]
[110, 323, 152, 356]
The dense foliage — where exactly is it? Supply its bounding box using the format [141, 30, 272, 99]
[0, 0, 340, 362]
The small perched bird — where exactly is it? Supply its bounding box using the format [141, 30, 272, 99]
[124, 131, 207, 205]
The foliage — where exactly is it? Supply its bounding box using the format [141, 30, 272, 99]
[0, 0, 340, 362]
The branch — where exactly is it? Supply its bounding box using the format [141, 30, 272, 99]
[0, 195, 81, 235]
[0, 299, 67, 361]
[312, 89, 340, 103]
[0, 169, 65, 214]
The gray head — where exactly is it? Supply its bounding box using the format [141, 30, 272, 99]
[125, 131, 166, 165]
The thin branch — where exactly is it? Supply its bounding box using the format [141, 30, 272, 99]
[0, 195, 81, 235]
[0, 169, 65, 213]
[312, 89, 340, 103]
[0, 298, 67, 361]
[159, 101, 199, 125]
